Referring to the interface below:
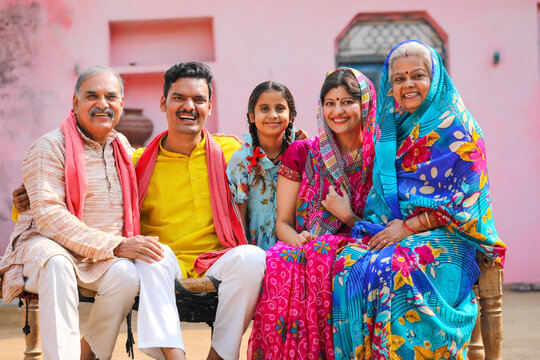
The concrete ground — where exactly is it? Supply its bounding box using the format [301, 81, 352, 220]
[0, 284, 538, 359]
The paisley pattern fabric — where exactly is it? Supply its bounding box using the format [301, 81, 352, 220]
[281, 68, 377, 238]
[247, 68, 377, 360]
[279, 136, 372, 238]
[332, 40, 506, 360]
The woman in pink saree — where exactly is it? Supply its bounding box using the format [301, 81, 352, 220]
[247, 68, 377, 360]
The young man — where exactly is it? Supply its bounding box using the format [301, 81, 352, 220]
[134, 62, 266, 360]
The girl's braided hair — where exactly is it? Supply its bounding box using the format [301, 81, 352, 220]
[247, 81, 297, 193]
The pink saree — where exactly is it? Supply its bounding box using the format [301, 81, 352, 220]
[248, 69, 377, 360]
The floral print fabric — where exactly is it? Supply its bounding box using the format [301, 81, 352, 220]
[226, 134, 285, 250]
[332, 41, 506, 360]
[250, 234, 356, 360]
[248, 69, 377, 360]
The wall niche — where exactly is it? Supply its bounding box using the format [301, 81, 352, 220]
[110, 17, 215, 73]
[109, 17, 218, 138]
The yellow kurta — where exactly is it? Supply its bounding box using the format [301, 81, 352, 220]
[133, 134, 240, 278]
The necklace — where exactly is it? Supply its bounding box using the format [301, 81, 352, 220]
[266, 148, 283, 163]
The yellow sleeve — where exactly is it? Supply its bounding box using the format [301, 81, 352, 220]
[132, 147, 146, 166]
[11, 206, 19, 222]
[213, 136, 242, 163]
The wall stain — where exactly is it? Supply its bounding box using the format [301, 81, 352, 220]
[0, 2, 41, 87]
[43, 0, 71, 29]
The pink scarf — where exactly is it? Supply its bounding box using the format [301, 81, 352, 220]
[135, 128, 247, 274]
[61, 110, 140, 237]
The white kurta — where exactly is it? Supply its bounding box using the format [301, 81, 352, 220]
[0, 126, 184, 359]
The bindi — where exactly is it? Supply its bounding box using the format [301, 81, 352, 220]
[336, 98, 339, 101]
[405, 71, 408, 74]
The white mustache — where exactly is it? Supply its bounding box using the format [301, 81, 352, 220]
[89, 107, 115, 118]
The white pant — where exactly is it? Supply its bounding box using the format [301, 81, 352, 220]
[23, 245, 265, 360]
[137, 244, 266, 360]
[136, 245, 184, 359]
[206, 245, 266, 360]
[135, 245, 266, 360]
[23, 256, 139, 360]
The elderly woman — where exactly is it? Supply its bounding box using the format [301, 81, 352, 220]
[332, 40, 507, 359]
[248, 68, 377, 359]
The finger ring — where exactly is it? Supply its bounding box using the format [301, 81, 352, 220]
[383, 239, 387, 244]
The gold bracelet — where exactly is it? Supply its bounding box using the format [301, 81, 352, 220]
[424, 212, 432, 228]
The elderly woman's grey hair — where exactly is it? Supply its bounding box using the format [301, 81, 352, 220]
[388, 42, 433, 80]
[74, 65, 124, 97]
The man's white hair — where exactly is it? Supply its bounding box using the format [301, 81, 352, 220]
[74, 65, 124, 97]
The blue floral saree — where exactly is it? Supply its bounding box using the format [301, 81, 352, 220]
[332, 41, 506, 360]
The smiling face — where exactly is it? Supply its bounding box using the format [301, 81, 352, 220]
[160, 77, 212, 136]
[72, 72, 124, 145]
[391, 55, 431, 114]
[322, 85, 362, 137]
[249, 90, 291, 139]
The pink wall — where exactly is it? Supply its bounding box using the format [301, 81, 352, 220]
[1, 0, 538, 283]
[110, 18, 215, 67]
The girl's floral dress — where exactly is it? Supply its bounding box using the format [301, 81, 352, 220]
[227, 134, 284, 250]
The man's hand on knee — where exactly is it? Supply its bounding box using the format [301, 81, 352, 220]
[113, 235, 164, 263]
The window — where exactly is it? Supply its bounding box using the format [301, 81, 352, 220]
[336, 12, 447, 91]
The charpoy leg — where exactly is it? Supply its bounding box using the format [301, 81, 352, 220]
[477, 252, 503, 360]
[467, 285, 484, 360]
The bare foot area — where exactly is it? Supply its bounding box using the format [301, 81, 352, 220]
[0, 285, 538, 359]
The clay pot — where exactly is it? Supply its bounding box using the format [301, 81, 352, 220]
[116, 108, 154, 148]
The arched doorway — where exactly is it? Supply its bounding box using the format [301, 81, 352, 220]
[336, 12, 447, 92]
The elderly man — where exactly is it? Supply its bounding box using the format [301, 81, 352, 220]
[134, 62, 266, 360]
[11, 62, 266, 360]
[1, 66, 185, 360]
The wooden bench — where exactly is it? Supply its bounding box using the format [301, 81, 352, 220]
[467, 252, 504, 360]
[1, 251, 503, 359]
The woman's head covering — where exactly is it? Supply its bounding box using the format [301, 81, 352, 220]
[365, 40, 506, 266]
[378, 40, 451, 140]
[317, 67, 377, 196]
[279, 68, 377, 236]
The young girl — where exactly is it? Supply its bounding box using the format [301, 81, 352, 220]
[226, 81, 297, 250]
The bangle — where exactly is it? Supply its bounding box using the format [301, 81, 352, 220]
[402, 220, 416, 234]
[425, 212, 432, 228]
